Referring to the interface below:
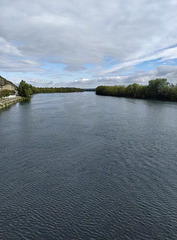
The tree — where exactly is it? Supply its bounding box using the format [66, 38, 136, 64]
[148, 78, 169, 99]
[18, 80, 33, 98]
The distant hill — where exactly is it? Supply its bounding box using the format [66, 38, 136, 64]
[0, 75, 17, 92]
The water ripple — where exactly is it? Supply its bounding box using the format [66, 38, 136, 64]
[1, 93, 177, 239]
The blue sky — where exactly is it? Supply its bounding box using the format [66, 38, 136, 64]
[0, 0, 177, 88]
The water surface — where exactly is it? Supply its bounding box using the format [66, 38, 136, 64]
[0, 92, 177, 239]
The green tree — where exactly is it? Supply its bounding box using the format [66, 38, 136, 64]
[148, 78, 169, 99]
[96, 78, 177, 101]
[18, 80, 33, 98]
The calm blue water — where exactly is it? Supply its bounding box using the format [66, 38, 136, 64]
[0, 92, 177, 239]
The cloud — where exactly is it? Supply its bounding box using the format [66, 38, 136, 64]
[0, 0, 177, 85]
[64, 65, 177, 88]
[6, 64, 177, 88]
[0, 37, 22, 56]
[100, 46, 177, 75]
[0, 57, 41, 72]
[64, 65, 86, 72]
[118, 65, 177, 86]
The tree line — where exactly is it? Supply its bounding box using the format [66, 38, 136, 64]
[18, 80, 83, 98]
[96, 79, 177, 101]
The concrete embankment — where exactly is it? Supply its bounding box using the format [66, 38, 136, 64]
[0, 96, 22, 110]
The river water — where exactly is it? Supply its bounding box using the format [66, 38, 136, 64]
[0, 92, 177, 239]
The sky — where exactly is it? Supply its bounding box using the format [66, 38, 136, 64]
[0, 0, 177, 88]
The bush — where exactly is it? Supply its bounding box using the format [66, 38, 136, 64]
[0, 89, 13, 98]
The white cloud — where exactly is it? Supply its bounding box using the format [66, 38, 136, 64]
[0, 0, 177, 85]
[0, 37, 22, 56]
[0, 57, 41, 72]
[64, 65, 86, 72]
[100, 46, 177, 75]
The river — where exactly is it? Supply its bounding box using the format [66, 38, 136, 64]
[0, 92, 177, 239]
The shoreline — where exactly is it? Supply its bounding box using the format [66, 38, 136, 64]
[0, 96, 22, 110]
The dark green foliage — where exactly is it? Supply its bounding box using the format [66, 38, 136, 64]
[147, 78, 169, 99]
[18, 80, 83, 98]
[0, 90, 15, 98]
[31, 86, 84, 94]
[18, 80, 33, 98]
[96, 79, 177, 101]
[170, 84, 177, 101]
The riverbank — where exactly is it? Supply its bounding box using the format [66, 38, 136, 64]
[0, 96, 22, 110]
[96, 79, 177, 101]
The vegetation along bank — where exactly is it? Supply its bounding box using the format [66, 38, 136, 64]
[96, 79, 177, 101]
[1, 76, 177, 111]
[18, 80, 84, 98]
